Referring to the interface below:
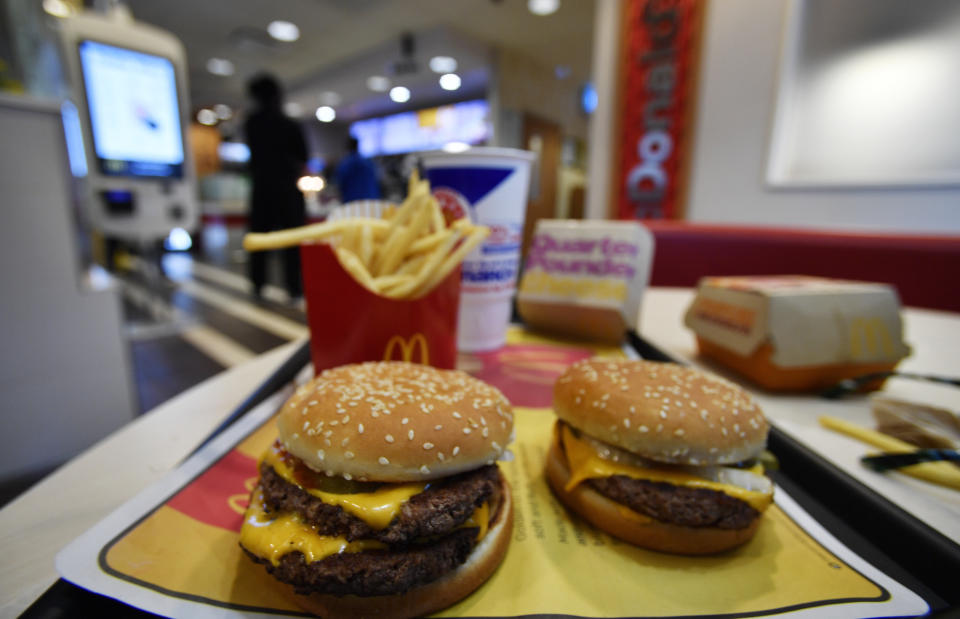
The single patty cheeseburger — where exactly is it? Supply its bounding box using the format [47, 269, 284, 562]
[547, 358, 773, 555]
[240, 361, 514, 618]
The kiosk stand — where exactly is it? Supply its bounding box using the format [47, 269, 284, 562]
[57, 4, 197, 250]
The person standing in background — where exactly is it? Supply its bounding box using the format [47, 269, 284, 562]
[336, 137, 381, 203]
[244, 73, 307, 301]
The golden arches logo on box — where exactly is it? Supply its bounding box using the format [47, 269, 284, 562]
[383, 333, 430, 364]
[848, 317, 895, 359]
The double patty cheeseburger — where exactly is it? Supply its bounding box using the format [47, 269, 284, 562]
[547, 359, 774, 555]
[240, 361, 514, 618]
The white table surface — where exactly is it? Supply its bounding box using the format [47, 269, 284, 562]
[1, 289, 958, 617]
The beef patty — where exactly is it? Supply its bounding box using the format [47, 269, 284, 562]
[244, 526, 479, 597]
[588, 475, 758, 529]
[260, 463, 501, 544]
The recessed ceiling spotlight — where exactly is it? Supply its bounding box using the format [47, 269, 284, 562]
[439, 73, 461, 91]
[206, 57, 235, 76]
[389, 86, 411, 103]
[429, 56, 458, 74]
[196, 109, 218, 126]
[443, 141, 471, 153]
[267, 20, 300, 42]
[315, 106, 336, 123]
[367, 75, 391, 92]
[284, 102, 304, 117]
[42, 0, 71, 18]
[213, 103, 233, 120]
[318, 91, 342, 106]
[528, 0, 560, 16]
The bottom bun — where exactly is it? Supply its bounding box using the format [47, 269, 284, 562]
[545, 432, 761, 555]
[281, 476, 513, 619]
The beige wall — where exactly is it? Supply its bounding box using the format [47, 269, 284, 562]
[495, 47, 589, 143]
[684, 0, 960, 233]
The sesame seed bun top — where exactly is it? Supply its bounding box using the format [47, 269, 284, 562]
[277, 361, 514, 482]
[553, 359, 768, 466]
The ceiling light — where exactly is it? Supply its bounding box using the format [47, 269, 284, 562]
[528, 0, 560, 16]
[284, 102, 304, 117]
[443, 142, 470, 153]
[267, 20, 300, 42]
[389, 86, 411, 103]
[206, 58, 234, 76]
[429, 56, 457, 74]
[213, 104, 233, 120]
[315, 106, 336, 122]
[164, 228, 193, 252]
[439, 73, 461, 91]
[42, 0, 71, 18]
[367, 75, 391, 92]
[297, 175, 325, 193]
[196, 109, 217, 126]
[318, 91, 341, 106]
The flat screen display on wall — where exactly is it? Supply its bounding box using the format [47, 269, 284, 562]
[350, 99, 489, 157]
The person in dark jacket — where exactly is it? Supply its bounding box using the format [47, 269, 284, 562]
[335, 137, 381, 203]
[244, 73, 307, 300]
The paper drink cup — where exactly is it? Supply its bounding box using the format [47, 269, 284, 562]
[421, 147, 536, 352]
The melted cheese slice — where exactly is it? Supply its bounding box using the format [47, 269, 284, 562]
[560, 424, 773, 513]
[240, 489, 384, 566]
[262, 446, 425, 529]
[463, 501, 490, 541]
[241, 490, 492, 567]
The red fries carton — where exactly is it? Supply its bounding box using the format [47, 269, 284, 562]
[300, 243, 461, 371]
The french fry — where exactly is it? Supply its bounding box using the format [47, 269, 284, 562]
[407, 168, 420, 196]
[414, 226, 490, 297]
[340, 223, 360, 256]
[397, 252, 428, 276]
[377, 200, 430, 275]
[383, 230, 463, 299]
[242, 174, 489, 300]
[429, 195, 445, 232]
[243, 218, 389, 251]
[335, 247, 377, 292]
[372, 273, 414, 291]
[375, 197, 434, 276]
[819, 416, 960, 491]
[409, 230, 450, 254]
[359, 223, 374, 269]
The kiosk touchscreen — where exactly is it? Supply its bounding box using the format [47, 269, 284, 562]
[58, 8, 196, 241]
[78, 41, 185, 180]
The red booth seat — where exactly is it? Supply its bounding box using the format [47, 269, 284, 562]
[643, 221, 960, 313]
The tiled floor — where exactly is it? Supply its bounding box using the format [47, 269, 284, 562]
[119, 251, 307, 414]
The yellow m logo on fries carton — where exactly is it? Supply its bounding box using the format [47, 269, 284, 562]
[383, 333, 430, 364]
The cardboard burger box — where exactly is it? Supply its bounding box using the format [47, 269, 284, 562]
[517, 220, 654, 344]
[683, 276, 911, 391]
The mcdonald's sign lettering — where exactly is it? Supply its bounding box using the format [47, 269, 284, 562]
[848, 318, 895, 359]
[384, 333, 430, 364]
